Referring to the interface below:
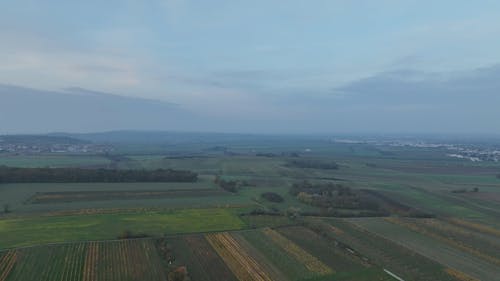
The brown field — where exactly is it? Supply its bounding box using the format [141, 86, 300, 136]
[277, 226, 366, 272]
[262, 228, 333, 275]
[100, 239, 166, 281]
[0, 251, 17, 281]
[230, 232, 289, 281]
[83, 242, 99, 281]
[205, 233, 273, 281]
[182, 235, 238, 281]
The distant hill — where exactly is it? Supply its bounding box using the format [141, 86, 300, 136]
[54, 130, 288, 144]
[0, 135, 88, 145]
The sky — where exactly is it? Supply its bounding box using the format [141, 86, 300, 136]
[1, 0, 500, 134]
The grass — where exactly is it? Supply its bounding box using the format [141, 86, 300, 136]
[0, 208, 245, 249]
[240, 215, 296, 228]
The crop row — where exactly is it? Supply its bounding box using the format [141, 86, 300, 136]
[238, 229, 312, 280]
[92, 239, 166, 281]
[2, 243, 86, 281]
[183, 235, 237, 281]
[0, 251, 17, 281]
[276, 226, 365, 272]
[206, 233, 273, 281]
[0, 239, 166, 281]
[262, 228, 333, 275]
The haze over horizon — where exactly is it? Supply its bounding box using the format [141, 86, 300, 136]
[1, 1, 500, 135]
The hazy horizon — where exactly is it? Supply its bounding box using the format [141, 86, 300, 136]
[2, 1, 500, 135]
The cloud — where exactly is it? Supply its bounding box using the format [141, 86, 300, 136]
[337, 64, 500, 100]
[0, 49, 142, 94]
[0, 84, 189, 134]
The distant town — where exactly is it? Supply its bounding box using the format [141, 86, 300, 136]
[0, 136, 111, 154]
[333, 138, 500, 162]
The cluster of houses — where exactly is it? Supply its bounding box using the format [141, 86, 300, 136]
[0, 141, 111, 154]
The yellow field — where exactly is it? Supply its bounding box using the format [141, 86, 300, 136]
[262, 228, 333, 275]
[447, 218, 500, 237]
[206, 233, 273, 281]
[445, 268, 479, 281]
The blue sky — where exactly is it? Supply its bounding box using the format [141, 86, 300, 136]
[1, 0, 500, 133]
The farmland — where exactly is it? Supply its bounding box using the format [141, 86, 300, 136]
[347, 217, 500, 280]
[0, 239, 166, 281]
[2, 225, 470, 281]
[167, 235, 238, 281]
[0, 208, 245, 249]
[1, 134, 500, 280]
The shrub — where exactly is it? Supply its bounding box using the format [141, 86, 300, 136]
[261, 192, 284, 203]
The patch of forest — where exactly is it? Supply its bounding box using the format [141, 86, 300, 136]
[0, 166, 198, 183]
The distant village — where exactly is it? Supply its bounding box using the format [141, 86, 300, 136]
[333, 138, 500, 162]
[0, 136, 112, 154]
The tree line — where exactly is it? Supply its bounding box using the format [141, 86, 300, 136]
[0, 166, 198, 183]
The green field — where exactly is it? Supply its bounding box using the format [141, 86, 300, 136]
[0, 177, 255, 214]
[0, 208, 245, 249]
[348, 217, 500, 281]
